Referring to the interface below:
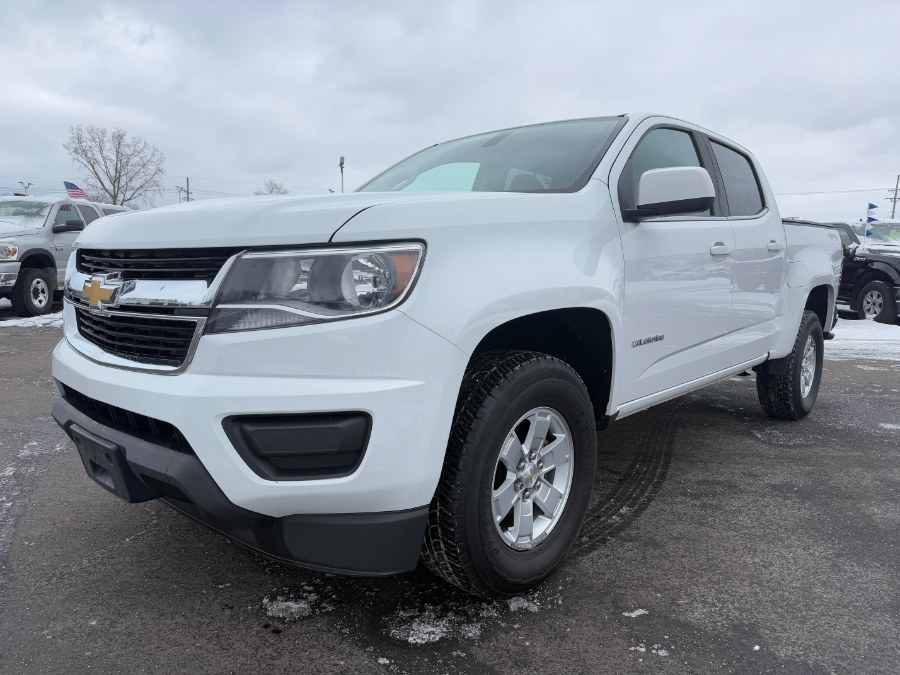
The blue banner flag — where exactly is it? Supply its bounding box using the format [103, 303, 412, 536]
[867, 202, 878, 210]
[867, 216, 878, 223]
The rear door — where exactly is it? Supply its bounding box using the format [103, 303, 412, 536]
[611, 122, 737, 404]
[707, 139, 785, 362]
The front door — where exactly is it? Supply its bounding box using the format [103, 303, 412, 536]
[611, 123, 737, 404]
[49, 202, 82, 286]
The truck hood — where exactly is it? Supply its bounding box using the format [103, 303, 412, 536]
[0, 225, 42, 239]
[74, 192, 513, 249]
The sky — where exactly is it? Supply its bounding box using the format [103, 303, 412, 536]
[2, 0, 899, 223]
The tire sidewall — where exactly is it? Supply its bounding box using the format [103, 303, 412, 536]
[796, 315, 824, 414]
[462, 362, 596, 594]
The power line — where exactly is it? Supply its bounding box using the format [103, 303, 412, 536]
[769, 173, 897, 183]
[774, 187, 890, 196]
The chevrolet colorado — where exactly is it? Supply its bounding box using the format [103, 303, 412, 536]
[51, 114, 842, 596]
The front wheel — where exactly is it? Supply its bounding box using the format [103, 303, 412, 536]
[10, 267, 56, 317]
[855, 279, 897, 323]
[756, 310, 824, 420]
[421, 350, 597, 597]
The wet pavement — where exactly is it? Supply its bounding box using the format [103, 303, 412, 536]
[1, 319, 898, 674]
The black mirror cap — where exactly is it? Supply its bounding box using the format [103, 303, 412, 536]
[53, 219, 86, 233]
[624, 195, 715, 222]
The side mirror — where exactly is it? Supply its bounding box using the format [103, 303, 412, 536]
[625, 166, 716, 221]
[53, 219, 85, 233]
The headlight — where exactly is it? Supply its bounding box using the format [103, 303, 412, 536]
[0, 243, 19, 260]
[206, 243, 424, 333]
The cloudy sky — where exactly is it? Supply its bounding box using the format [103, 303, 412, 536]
[2, 0, 898, 222]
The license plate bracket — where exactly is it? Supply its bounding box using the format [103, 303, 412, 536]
[68, 423, 159, 503]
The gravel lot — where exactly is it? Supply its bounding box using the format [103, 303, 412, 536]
[1, 308, 898, 674]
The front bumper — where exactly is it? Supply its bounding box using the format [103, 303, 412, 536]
[52, 307, 468, 517]
[0, 261, 20, 289]
[52, 397, 428, 575]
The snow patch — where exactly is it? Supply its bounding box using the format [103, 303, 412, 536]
[384, 588, 556, 646]
[263, 597, 311, 620]
[826, 320, 900, 362]
[878, 423, 900, 430]
[630, 642, 669, 657]
[0, 299, 63, 328]
[622, 608, 648, 618]
[261, 580, 334, 621]
[508, 596, 539, 613]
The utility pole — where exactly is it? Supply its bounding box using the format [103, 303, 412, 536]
[887, 174, 900, 219]
[176, 178, 192, 203]
[339, 156, 345, 194]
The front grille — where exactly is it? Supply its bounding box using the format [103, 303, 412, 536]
[78, 248, 238, 283]
[61, 384, 193, 453]
[75, 306, 197, 367]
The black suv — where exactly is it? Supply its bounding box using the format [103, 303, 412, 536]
[792, 220, 900, 324]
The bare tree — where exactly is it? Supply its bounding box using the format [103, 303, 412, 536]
[255, 179, 289, 195]
[63, 125, 166, 206]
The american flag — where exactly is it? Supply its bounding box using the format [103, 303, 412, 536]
[64, 181, 88, 199]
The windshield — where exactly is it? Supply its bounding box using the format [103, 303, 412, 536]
[0, 200, 52, 229]
[358, 118, 625, 194]
[862, 223, 900, 247]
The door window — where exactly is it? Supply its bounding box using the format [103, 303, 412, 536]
[54, 203, 80, 226]
[619, 128, 712, 216]
[710, 142, 764, 216]
[76, 204, 100, 224]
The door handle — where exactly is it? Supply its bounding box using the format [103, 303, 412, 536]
[767, 240, 785, 253]
[709, 242, 734, 256]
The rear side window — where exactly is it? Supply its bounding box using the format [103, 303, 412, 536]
[619, 127, 711, 216]
[710, 142, 764, 216]
[76, 204, 100, 224]
[101, 207, 124, 216]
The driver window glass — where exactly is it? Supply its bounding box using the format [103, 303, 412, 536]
[54, 203, 80, 226]
[76, 204, 100, 224]
[619, 128, 711, 216]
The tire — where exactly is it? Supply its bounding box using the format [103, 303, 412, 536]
[756, 310, 824, 420]
[421, 350, 598, 597]
[10, 267, 56, 317]
[855, 279, 897, 323]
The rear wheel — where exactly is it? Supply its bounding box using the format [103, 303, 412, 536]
[10, 267, 55, 317]
[421, 350, 597, 597]
[756, 310, 824, 420]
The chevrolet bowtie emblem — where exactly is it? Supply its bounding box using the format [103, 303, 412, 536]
[82, 278, 118, 309]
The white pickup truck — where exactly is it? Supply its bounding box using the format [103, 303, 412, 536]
[51, 113, 842, 596]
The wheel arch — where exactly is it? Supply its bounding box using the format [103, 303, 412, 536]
[469, 307, 615, 424]
[804, 284, 833, 330]
[18, 248, 56, 272]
